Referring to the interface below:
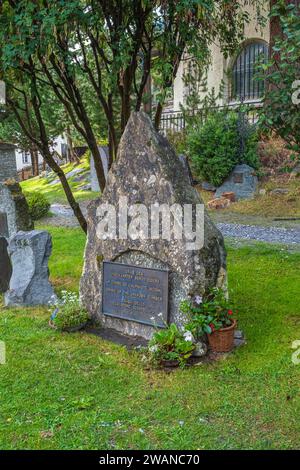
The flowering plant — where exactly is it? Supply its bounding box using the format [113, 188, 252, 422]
[180, 288, 236, 335]
[50, 290, 90, 331]
[148, 323, 195, 367]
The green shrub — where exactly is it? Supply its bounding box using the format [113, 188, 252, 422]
[50, 291, 90, 331]
[166, 129, 187, 155]
[186, 111, 259, 186]
[148, 323, 195, 367]
[25, 191, 50, 220]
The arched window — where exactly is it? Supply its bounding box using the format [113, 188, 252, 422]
[231, 41, 268, 102]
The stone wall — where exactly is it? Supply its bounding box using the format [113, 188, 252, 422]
[0, 143, 18, 182]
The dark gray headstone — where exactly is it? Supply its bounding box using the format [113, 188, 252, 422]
[215, 164, 258, 200]
[0, 237, 12, 293]
[0, 212, 9, 238]
[80, 112, 227, 340]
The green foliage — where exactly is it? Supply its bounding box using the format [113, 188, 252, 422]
[166, 130, 187, 155]
[25, 191, 50, 220]
[51, 291, 90, 331]
[187, 111, 259, 186]
[257, 1, 300, 160]
[181, 288, 236, 333]
[148, 323, 195, 367]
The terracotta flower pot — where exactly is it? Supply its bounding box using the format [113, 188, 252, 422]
[208, 319, 237, 353]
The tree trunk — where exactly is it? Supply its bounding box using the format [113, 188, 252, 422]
[66, 126, 80, 164]
[154, 102, 163, 131]
[30, 147, 39, 176]
[42, 147, 87, 233]
[120, 68, 132, 133]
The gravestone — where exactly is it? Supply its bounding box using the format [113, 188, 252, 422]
[0, 212, 9, 238]
[215, 164, 258, 200]
[0, 143, 17, 182]
[0, 237, 12, 293]
[5, 230, 56, 306]
[90, 146, 109, 192]
[0, 180, 33, 237]
[80, 112, 227, 340]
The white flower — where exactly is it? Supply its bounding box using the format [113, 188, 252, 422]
[183, 331, 194, 342]
[150, 316, 155, 321]
[194, 295, 203, 305]
[158, 312, 163, 318]
[149, 344, 159, 353]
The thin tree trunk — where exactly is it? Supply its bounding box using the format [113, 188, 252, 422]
[66, 126, 80, 164]
[154, 102, 163, 131]
[42, 147, 87, 233]
[30, 147, 39, 176]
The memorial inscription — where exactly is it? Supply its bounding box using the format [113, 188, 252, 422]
[102, 262, 169, 328]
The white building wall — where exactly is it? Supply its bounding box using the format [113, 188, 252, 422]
[15, 135, 67, 172]
[172, 1, 270, 111]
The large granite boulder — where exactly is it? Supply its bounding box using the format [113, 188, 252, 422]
[80, 112, 227, 340]
[5, 230, 56, 306]
[215, 164, 258, 200]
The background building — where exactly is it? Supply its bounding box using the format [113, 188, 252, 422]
[172, 2, 270, 111]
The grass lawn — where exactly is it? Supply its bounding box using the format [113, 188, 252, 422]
[20, 158, 99, 205]
[0, 226, 300, 450]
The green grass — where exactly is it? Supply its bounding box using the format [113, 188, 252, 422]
[0, 227, 300, 450]
[20, 157, 99, 204]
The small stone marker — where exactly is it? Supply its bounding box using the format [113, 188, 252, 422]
[5, 230, 56, 306]
[215, 164, 258, 200]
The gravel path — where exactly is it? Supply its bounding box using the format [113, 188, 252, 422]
[49, 204, 300, 245]
[217, 222, 300, 245]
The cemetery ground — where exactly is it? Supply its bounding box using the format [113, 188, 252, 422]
[21, 161, 300, 231]
[0, 225, 300, 450]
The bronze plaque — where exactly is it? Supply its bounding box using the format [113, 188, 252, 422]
[102, 262, 169, 328]
[0, 212, 8, 238]
[233, 173, 244, 184]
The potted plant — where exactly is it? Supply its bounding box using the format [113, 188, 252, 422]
[181, 289, 237, 353]
[148, 323, 195, 368]
[49, 290, 90, 332]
